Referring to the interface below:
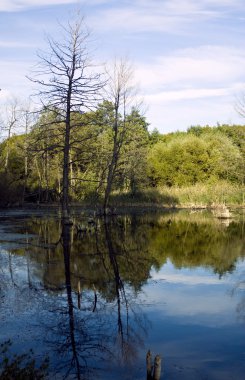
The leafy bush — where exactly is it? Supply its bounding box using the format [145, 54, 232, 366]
[148, 132, 244, 187]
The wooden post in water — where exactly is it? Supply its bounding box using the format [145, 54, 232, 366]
[146, 350, 152, 379]
[153, 355, 161, 380]
[146, 350, 162, 380]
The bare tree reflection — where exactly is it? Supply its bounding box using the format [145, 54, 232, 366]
[42, 223, 113, 380]
[103, 215, 147, 366]
[0, 212, 154, 378]
[61, 224, 81, 379]
[2, 210, 245, 379]
[231, 271, 245, 323]
[33, 216, 148, 379]
[104, 216, 130, 357]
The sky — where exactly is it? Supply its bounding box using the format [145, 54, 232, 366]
[0, 0, 245, 133]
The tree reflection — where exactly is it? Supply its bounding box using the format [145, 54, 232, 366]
[231, 271, 245, 324]
[1, 209, 245, 378]
[61, 224, 81, 379]
[103, 216, 144, 365]
[40, 223, 113, 379]
[26, 217, 149, 379]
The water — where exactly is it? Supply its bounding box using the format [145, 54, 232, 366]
[0, 208, 244, 379]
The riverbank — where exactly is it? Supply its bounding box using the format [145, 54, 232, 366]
[97, 182, 245, 209]
[1, 182, 244, 211]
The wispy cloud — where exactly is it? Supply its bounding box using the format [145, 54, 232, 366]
[145, 96, 241, 132]
[0, 0, 244, 132]
[0, 0, 77, 12]
[0, 0, 111, 12]
[0, 40, 36, 48]
[0, 60, 32, 103]
[152, 271, 228, 286]
[0, 89, 12, 102]
[145, 88, 230, 103]
[133, 44, 245, 130]
[90, 0, 245, 34]
[91, 8, 189, 34]
[135, 46, 245, 92]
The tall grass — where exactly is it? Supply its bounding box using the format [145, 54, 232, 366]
[107, 182, 245, 208]
[82, 181, 245, 208]
[158, 181, 245, 207]
[109, 188, 179, 207]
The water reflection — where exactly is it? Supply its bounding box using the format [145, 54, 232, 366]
[231, 265, 245, 324]
[0, 209, 245, 379]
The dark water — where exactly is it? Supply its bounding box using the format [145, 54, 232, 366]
[0, 208, 245, 379]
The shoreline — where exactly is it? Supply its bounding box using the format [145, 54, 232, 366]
[1, 201, 245, 214]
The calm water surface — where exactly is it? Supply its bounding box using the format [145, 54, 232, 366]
[0, 208, 245, 379]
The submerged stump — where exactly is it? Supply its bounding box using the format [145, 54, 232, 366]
[146, 350, 161, 380]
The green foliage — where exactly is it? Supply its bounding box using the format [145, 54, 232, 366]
[8, 211, 245, 294]
[148, 129, 244, 187]
[1, 105, 245, 208]
[0, 135, 26, 205]
[116, 108, 150, 194]
[0, 172, 24, 205]
[148, 135, 209, 186]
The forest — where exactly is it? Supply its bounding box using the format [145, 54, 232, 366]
[0, 101, 245, 208]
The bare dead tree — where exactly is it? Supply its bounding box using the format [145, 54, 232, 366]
[20, 102, 38, 203]
[29, 14, 105, 221]
[1, 97, 22, 171]
[235, 92, 245, 118]
[103, 58, 136, 212]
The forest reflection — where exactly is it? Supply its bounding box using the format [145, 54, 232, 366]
[13, 211, 245, 286]
[2, 210, 245, 379]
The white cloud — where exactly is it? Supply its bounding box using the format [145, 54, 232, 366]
[145, 88, 229, 103]
[153, 289, 235, 321]
[0, 0, 77, 12]
[146, 264, 239, 323]
[1, 1, 244, 134]
[0, 60, 33, 103]
[135, 46, 245, 92]
[132, 45, 245, 131]
[0, 40, 36, 48]
[91, 8, 189, 34]
[0, 0, 111, 12]
[145, 96, 242, 133]
[153, 271, 227, 285]
[90, 0, 245, 34]
[0, 89, 12, 102]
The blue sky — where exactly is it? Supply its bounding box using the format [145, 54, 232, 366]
[0, 0, 245, 133]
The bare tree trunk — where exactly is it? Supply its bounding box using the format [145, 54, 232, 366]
[103, 59, 134, 212]
[103, 122, 119, 210]
[35, 157, 42, 204]
[3, 98, 19, 172]
[4, 124, 12, 171]
[62, 101, 71, 221]
[22, 109, 31, 204]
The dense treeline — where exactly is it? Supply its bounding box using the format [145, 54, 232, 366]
[148, 124, 245, 187]
[0, 101, 245, 207]
[0, 102, 149, 205]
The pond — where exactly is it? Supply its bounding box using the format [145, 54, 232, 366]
[0, 208, 245, 379]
